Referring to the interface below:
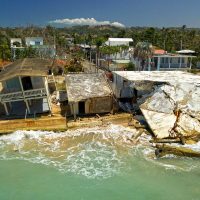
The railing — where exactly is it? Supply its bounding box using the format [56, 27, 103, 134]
[0, 91, 23, 102]
[0, 88, 47, 103]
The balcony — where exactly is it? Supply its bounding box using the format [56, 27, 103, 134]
[0, 88, 47, 103]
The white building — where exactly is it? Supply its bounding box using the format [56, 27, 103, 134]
[134, 49, 196, 71]
[25, 37, 44, 46]
[101, 38, 133, 70]
[10, 38, 23, 48]
[105, 38, 133, 47]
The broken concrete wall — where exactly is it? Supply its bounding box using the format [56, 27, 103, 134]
[139, 82, 200, 138]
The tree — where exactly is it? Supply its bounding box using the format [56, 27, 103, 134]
[0, 37, 11, 61]
[100, 45, 120, 68]
[134, 42, 154, 71]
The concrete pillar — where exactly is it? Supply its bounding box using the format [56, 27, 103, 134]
[190, 58, 193, 69]
[169, 58, 171, 69]
[3, 103, 9, 116]
[25, 100, 30, 114]
[148, 58, 151, 71]
[179, 57, 182, 68]
[157, 57, 161, 71]
[44, 77, 52, 113]
[18, 76, 24, 92]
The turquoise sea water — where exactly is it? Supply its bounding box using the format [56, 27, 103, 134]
[0, 125, 199, 200]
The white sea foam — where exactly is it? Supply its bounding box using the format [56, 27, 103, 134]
[0, 125, 136, 179]
[0, 125, 199, 178]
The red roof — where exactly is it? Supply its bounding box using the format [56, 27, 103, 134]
[154, 49, 166, 55]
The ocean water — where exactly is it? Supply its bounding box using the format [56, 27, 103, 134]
[0, 125, 199, 200]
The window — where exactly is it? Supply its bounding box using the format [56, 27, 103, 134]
[35, 41, 41, 46]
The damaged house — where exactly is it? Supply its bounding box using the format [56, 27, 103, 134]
[65, 73, 113, 119]
[0, 58, 53, 117]
[112, 71, 200, 139]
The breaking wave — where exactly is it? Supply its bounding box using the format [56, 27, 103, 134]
[0, 124, 199, 179]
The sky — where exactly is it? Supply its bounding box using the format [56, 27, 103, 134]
[0, 0, 200, 28]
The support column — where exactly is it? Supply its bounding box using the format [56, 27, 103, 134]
[148, 58, 151, 71]
[18, 76, 24, 92]
[169, 58, 171, 69]
[3, 103, 9, 116]
[186, 58, 188, 69]
[179, 57, 182, 68]
[45, 77, 52, 113]
[190, 58, 193, 69]
[157, 57, 161, 71]
[25, 100, 30, 114]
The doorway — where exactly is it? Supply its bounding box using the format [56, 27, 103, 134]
[78, 101, 85, 115]
[21, 77, 33, 91]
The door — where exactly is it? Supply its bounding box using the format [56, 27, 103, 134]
[21, 77, 33, 91]
[78, 101, 85, 115]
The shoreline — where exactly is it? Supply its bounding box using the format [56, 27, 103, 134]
[0, 113, 133, 135]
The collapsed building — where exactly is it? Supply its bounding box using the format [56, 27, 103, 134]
[0, 58, 53, 117]
[65, 73, 113, 119]
[112, 71, 200, 139]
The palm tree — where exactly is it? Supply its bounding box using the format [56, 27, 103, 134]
[94, 37, 105, 71]
[181, 25, 187, 50]
[133, 42, 154, 71]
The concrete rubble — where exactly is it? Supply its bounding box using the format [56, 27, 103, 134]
[140, 82, 200, 138]
[113, 71, 200, 139]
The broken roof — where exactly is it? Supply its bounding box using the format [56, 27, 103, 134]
[113, 71, 200, 85]
[65, 73, 112, 102]
[0, 58, 53, 82]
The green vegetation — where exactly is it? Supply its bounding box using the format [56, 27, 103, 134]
[125, 62, 135, 71]
[134, 42, 154, 70]
[1, 25, 200, 66]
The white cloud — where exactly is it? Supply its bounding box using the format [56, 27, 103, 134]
[49, 18, 125, 28]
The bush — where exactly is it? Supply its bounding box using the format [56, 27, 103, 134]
[125, 62, 135, 71]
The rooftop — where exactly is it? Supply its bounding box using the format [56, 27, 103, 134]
[113, 71, 200, 84]
[65, 73, 112, 102]
[108, 38, 133, 42]
[0, 58, 53, 82]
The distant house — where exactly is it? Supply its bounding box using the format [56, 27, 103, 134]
[65, 73, 113, 119]
[25, 37, 44, 46]
[106, 38, 133, 60]
[152, 53, 195, 71]
[105, 38, 133, 47]
[100, 38, 134, 70]
[10, 38, 23, 48]
[134, 49, 196, 71]
[10, 37, 56, 59]
[0, 58, 53, 117]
